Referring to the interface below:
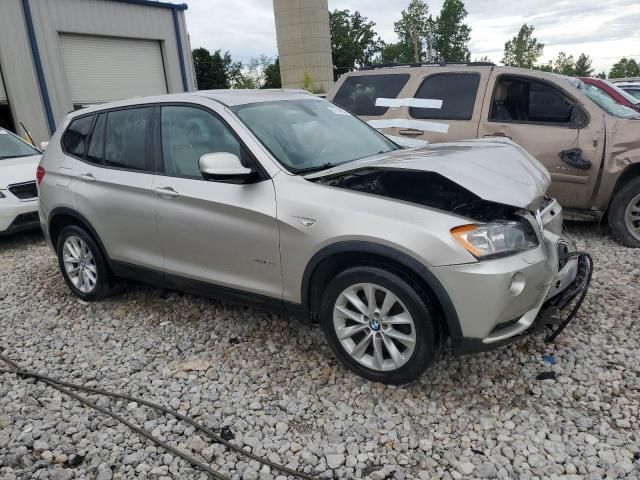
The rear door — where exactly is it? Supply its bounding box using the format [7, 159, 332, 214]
[67, 107, 163, 269]
[477, 72, 605, 209]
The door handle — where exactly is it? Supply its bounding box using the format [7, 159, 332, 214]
[399, 129, 424, 136]
[484, 132, 512, 140]
[77, 173, 96, 183]
[153, 186, 179, 198]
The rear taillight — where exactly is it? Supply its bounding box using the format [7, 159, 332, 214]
[36, 166, 45, 186]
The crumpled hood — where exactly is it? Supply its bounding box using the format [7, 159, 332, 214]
[0, 155, 40, 189]
[306, 138, 551, 210]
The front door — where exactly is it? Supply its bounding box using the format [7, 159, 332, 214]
[152, 104, 282, 299]
[477, 73, 605, 209]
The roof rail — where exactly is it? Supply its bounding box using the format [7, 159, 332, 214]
[358, 61, 496, 71]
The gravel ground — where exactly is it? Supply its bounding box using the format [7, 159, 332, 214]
[1, 223, 639, 480]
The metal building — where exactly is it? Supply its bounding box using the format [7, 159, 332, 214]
[273, 0, 334, 93]
[0, 0, 195, 144]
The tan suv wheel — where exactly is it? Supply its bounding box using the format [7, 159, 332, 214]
[320, 266, 437, 385]
[609, 177, 640, 248]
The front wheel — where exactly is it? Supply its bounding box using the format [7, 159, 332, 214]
[320, 266, 437, 385]
[609, 177, 640, 248]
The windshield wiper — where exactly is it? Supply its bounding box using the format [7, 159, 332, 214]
[295, 163, 335, 175]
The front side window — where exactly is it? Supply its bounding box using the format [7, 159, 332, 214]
[333, 74, 410, 116]
[0, 129, 40, 159]
[490, 77, 577, 124]
[104, 107, 153, 170]
[232, 99, 397, 173]
[62, 115, 94, 157]
[411, 73, 480, 120]
[161, 106, 242, 178]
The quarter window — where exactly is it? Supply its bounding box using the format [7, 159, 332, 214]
[333, 74, 410, 116]
[104, 107, 153, 170]
[62, 115, 94, 157]
[411, 73, 480, 120]
[161, 106, 243, 179]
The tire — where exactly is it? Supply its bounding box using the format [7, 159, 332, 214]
[608, 177, 640, 248]
[320, 266, 437, 385]
[56, 225, 115, 301]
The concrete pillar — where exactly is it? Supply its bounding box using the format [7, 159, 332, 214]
[273, 0, 334, 93]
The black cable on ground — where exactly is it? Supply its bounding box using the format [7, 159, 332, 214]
[0, 353, 316, 480]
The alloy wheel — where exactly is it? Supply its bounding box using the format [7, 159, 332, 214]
[624, 192, 640, 242]
[333, 282, 417, 372]
[63, 235, 98, 293]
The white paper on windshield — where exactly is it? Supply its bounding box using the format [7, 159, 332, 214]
[367, 118, 450, 134]
[375, 97, 443, 109]
[0, 129, 7, 134]
[328, 106, 350, 115]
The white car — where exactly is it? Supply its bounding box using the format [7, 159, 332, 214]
[0, 128, 41, 235]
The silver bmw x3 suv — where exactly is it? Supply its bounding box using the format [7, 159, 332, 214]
[38, 90, 591, 384]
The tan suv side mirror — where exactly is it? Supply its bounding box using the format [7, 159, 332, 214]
[199, 152, 252, 182]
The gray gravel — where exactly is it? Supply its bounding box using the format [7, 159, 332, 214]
[1, 223, 639, 479]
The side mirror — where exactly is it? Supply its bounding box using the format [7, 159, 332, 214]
[40, 141, 49, 151]
[199, 152, 252, 182]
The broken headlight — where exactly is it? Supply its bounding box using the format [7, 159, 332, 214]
[451, 221, 539, 260]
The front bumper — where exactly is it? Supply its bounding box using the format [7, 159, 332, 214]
[0, 198, 39, 235]
[453, 252, 592, 354]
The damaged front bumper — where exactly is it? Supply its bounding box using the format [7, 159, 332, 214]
[435, 198, 593, 354]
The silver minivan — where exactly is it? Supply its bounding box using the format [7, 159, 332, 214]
[37, 90, 591, 384]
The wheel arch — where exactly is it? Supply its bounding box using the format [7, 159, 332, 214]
[609, 163, 640, 208]
[300, 241, 462, 341]
[48, 207, 112, 267]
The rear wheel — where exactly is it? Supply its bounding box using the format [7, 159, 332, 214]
[56, 225, 115, 300]
[609, 177, 640, 247]
[320, 266, 437, 384]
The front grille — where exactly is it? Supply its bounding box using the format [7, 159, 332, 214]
[8, 181, 38, 200]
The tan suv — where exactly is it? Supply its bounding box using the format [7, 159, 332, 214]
[328, 64, 640, 247]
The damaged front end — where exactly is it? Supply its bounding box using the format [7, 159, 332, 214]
[307, 140, 592, 350]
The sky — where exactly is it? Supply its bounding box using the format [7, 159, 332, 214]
[183, 0, 640, 75]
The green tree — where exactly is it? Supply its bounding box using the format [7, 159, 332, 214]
[394, 0, 434, 63]
[262, 58, 281, 88]
[433, 0, 471, 62]
[553, 52, 575, 76]
[329, 9, 383, 79]
[573, 53, 594, 76]
[377, 42, 408, 64]
[502, 24, 544, 68]
[609, 58, 640, 79]
[192, 48, 242, 89]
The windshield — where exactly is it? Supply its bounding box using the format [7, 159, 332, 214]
[603, 80, 640, 105]
[569, 78, 640, 119]
[623, 87, 640, 100]
[232, 99, 398, 173]
[0, 129, 40, 159]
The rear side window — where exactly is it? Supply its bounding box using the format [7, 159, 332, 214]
[333, 74, 410, 116]
[104, 107, 153, 170]
[62, 115, 94, 157]
[411, 73, 480, 120]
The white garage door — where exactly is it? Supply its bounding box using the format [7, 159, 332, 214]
[60, 34, 168, 105]
[0, 67, 7, 104]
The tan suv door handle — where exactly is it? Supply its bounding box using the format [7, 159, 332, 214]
[484, 132, 512, 140]
[154, 187, 179, 199]
[399, 129, 424, 136]
[77, 173, 96, 183]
